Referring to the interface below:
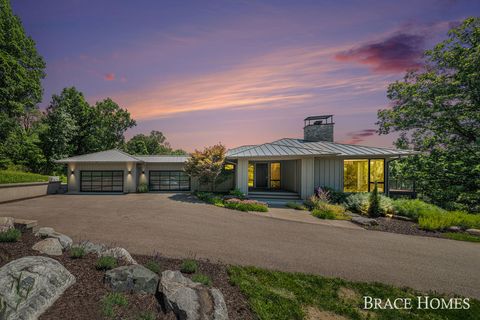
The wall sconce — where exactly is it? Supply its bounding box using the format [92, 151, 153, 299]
[128, 170, 132, 175]
[142, 170, 145, 174]
[70, 170, 74, 175]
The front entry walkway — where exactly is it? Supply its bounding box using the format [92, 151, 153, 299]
[1, 193, 479, 299]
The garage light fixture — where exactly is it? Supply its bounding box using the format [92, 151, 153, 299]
[128, 170, 132, 175]
[142, 170, 145, 174]
[70, 170, 74, 175]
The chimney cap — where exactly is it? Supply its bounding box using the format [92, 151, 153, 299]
[303, 115, 333, 121]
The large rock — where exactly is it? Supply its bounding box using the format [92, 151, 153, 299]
[35, 227, 55, 237]
[0, 217, 14, 233]
[79, 241, 107, 255]
[0, 256, 75, 320]
[101, 247, 137, 265]
[466, 228, 480, 237]
[159, 270, 228, 320]
[105, 265, 159, 294]
[351, 216, 378, 226]
[32, 238, 63, 256]
[35, 227, 72, 249]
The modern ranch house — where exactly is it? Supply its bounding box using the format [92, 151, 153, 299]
[57, 115, 416, 199]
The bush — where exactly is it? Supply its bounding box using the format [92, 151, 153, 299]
[223, 198, 268, 212]
[444, 232, 480, 243]
[196, 192, 223, 206]
[314, 187, 331, 202]
[69, 246, 86, 259]
[144, 260, 161, 273]
[180, 259, 198, 274]
[192, 273, 212, 286]
[136, 311, 156, 320]
[229, 188, 246, 199]
[343, 193, 393, 216]
[419, 210, 480, 231]
[137, 183, 148, 193]
[286, 202, 307, 210]
[392, 199, 445, 221]
[320, 187, 349, 204]
[101, 292, 128, 318]
[0, 170, 49, 184]
[368, 183, 381, 218]
[311, 202, 348, 220]
[96, 256, 118, 270]
[0, 228, 21, 242]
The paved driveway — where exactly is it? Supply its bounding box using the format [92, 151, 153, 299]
[2, 194, 479, 299]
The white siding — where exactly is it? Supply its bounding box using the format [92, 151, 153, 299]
[300, 157, 315, 199]
[314, 158, 343, 191]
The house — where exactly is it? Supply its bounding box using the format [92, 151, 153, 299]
[57, 115, 416, 198]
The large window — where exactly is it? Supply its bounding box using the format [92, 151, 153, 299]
[270, 162, 281, 189]
[343, 159, 384, 192]
[248, 164, 254, 187]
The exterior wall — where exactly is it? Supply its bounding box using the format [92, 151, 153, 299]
[280, 160, 298, 192]
[303, 123, 334, 142]
[314, 157, 343, 191]
[0, 181, 60, 203]
[236, 159, 249, 194]
[67, 162, 137, 193]
[300, 157, 315, 199]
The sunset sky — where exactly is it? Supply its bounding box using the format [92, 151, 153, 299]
[12, 0, 480, 151]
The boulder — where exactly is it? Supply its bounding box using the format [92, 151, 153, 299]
[0, 256, 75, 320]
[159, 270, 228, 320]
[0, 217, 14, 233]
[32, 238, 63, 256]
[101, 247, 137, 265]
[35, 227, 55, 237]
[447, 226, 462, 233]
[49, 232, 73, 249]
[78, 241, 107, 255]
[466, 228, 480, 237]
[351, 216, 378, 226]
[105, 265, 159, 294]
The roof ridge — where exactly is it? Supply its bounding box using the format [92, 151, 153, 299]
[227, 144, 262, 156]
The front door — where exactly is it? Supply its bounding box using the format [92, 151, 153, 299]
[255, 163, 268, 188]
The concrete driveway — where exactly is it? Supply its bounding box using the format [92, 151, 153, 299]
[1, 193, 479, 299]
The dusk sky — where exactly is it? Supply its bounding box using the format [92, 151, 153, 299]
[11, 0, 480, 151]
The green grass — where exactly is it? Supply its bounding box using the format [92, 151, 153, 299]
[286, 202, 308, 210]
[0, 170, 49, 184]
[101, 292, 128, 318]
[180, 259, 198, 274]
[444, 232, 480, 243]
[0, 228, 21, 242]
[228, 265, 479, 320]
[95, 256, 118, 270]
[144, 260, 161, 273]
[311, 202, 350, 220]
[69, 246, 86, 259]
[192, 273, 212, 286]
[419, 210, 480, 231]
[223, 201, 268, 212]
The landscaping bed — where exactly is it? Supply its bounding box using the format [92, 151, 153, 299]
[0, 231, 255, 320]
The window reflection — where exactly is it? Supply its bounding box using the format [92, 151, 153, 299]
[343, 159, 384, 192]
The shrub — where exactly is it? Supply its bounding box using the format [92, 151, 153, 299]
[192, 273, 212, 286]
[444, 232, 480, 243]
[196, 192, 214, 202]
[69, 246, 86, 259]
[96, 256, 118, 270]
[224, 198, 268, 212]
[392, 199, 445, 221]
[144, 260, 161, 273]
[137, 183, 148, 193]
[311, 202, 348, 220]
[314, 186, 330, 202]
[320, 186, 350, 204]
[180, 259, 198, 274]
[343, 193, 393, 216]
[286, 202, 307, 210]
[0, 228, 21, 242]
[418, 210, 480, 231]
[229, 188, 246, 199]
[101, 292, 128, 318]
[368, 183, 381, 218]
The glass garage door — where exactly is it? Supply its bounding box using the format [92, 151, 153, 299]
[149, 171, 190, 191]
[80, 171, 124, 192]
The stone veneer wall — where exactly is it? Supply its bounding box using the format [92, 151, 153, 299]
[303, 123, 334, 142]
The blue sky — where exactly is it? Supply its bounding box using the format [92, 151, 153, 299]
[11, 0, 480, 151]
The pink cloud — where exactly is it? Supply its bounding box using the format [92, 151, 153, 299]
[341, 129, 377, 144]
[335, 33, 425, 73]
[104, 73, 116, 81]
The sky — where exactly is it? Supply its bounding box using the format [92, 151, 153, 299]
[11, 0, 480, 151]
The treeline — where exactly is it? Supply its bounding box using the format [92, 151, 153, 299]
[0, 0, 185, 175]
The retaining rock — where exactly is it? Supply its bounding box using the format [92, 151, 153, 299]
[351, 216, 378, 226]
[105, 265, 159, 294]
[32, 238, 63, 256]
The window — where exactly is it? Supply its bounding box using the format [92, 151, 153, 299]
[224, 163, 234, 170]
[343, 159, 384, 192]
[248, 163, 254, 187]
[270, 162, 281, 189]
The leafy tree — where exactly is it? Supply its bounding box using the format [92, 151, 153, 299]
[0, 0, 45, 118]
[377, 17, 480, 212]
[184, 144, 226, 192]
[124, 130, 187, 155]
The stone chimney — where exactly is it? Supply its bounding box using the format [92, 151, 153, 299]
[303, 115, 334, 142]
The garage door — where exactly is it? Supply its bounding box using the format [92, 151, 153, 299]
[149, 171, 190, 191]
[80, 171, 124, 192]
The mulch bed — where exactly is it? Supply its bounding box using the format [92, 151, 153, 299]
[0, 231, 255, 320]
[362, 217, 444, 238]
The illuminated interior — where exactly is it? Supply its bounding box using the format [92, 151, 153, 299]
[270, 162, 281, 189]
[248, 163, 254, 187]
[343, 159, 384, 192]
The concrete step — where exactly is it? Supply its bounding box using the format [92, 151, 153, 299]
[249, 194, 300, 200]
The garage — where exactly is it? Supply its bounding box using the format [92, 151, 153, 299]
[149, 170, 190, 191]
[80, 170, 124, 192]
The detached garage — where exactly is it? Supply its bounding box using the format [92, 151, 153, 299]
[56, 150, 190, 193]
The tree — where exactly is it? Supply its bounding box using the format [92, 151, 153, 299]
[377, 17, 480, 212]
[368, 183, 381, 218]
[0, 0, 45, 118]
[124, 130, 187, 155]
[184, 144, 226, 192]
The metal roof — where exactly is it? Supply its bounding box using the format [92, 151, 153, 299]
[55, 150, 190, 163]
[135, 155, 189, 163]
[226, 138, 417, 158]
[304, 115, 333, 121]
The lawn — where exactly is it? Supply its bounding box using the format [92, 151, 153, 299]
[0, 170, 50, 184]
[228, 266, 479, 320]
